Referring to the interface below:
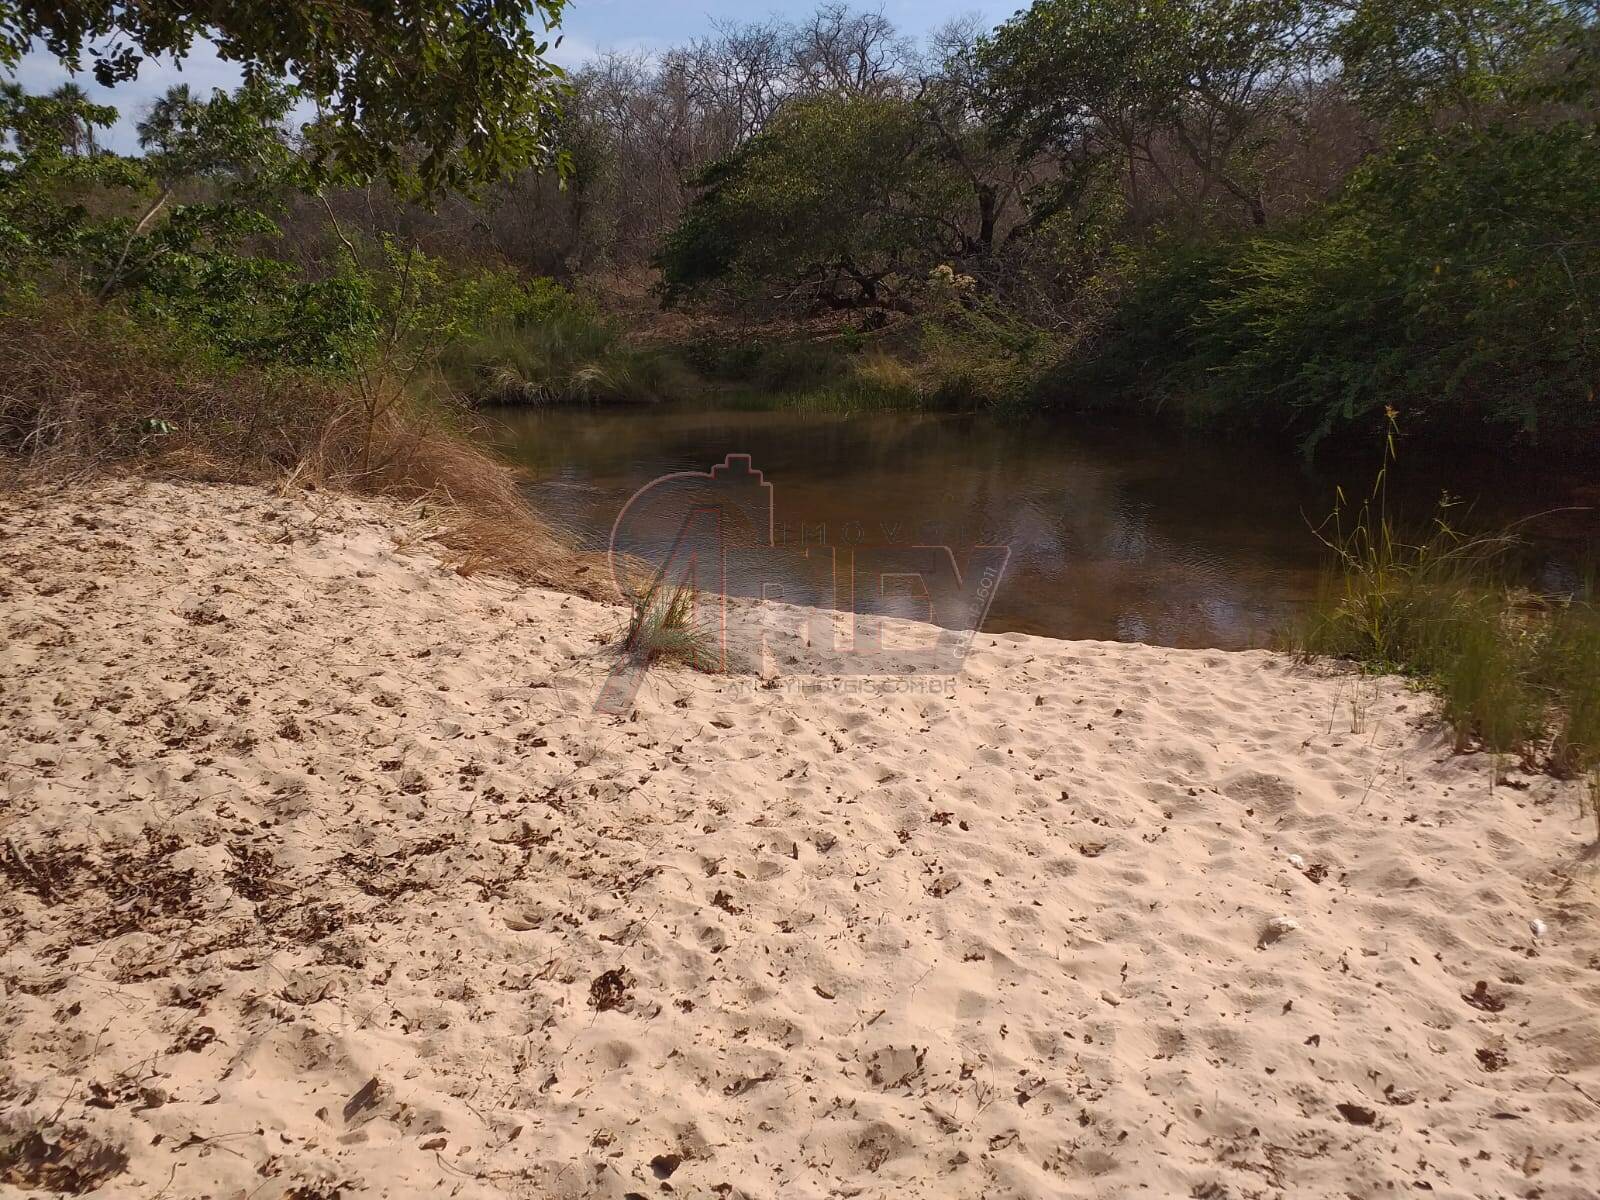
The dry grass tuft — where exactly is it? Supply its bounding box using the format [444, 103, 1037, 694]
[0, 305, 339, 479]
[0, 300, 613, 600]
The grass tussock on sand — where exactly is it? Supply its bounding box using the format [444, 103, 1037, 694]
[0, 300, 614, 599]
[621, 580, 717, 670]
[1293, 426, 1600, 835]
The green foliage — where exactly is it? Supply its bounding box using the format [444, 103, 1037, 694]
[654, 175, 741, 303]
[1081, 119, 1600, 448]
[721, 351, 931, 414]
[682, 337, 850, 392]
[979, 0, 1316, 224]
[7, 0, 1599, 453]
[983, 0, 1199, 150]
[1, 79, 117, 158]
[658, 93, 970, 305]
[1541, 603, 1600, 786]
[2, 0, 571, 191]
[1056, 235, 1230, 413]
[1, 80, 606, 379]
[0, 83, 126, 285]
[674, 315, 1068, 414]
[1330, 0, 1579, 122]
[658, 0, 1600, 444]
[1535, 7, 1600, 103]
[0, 86, 665, 405]
[0, 79, 379, 365]
[672, 332, 921, 410]
[127, 252, 377, 370]
[920, 297, 1067, 411]
[434, 275, 684, 404]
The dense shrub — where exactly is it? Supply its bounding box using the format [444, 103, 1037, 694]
[1080, 122, 1600, 451]
[434, 275, 690, 404]
[124, 253, 379, 370]
[656, 94, 972, 309]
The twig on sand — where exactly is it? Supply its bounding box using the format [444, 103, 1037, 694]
[1550, 1073, 1600, 1109]
[5, 836, 36, 883]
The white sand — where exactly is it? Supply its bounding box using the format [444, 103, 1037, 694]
[2, 479, 1598, 1199]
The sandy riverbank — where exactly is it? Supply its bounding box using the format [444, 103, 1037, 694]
[2, 478, 1598, 1199]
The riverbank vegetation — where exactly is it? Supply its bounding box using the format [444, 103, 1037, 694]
[1293, 419, 1600, 829]
[5, 1, 1597, 457]
[619, 0, 1599, 455]
[0, 0, 616, 593]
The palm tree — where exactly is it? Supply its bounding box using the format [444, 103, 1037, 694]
[136, 83, 197, 154]
[48, 81, 99, 156]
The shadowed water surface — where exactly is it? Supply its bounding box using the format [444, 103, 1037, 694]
[489, 404, 1595, 649]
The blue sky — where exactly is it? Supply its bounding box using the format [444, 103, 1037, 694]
[553, 1, 1022, 60]
[11, 1, 1023, 152]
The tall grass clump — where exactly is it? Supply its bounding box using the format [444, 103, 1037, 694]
[726, 351, 928, 413]
[919, 301, 1070, 413]
[436, 279, 686, 405]
[1295, 414, 1600, 836]
[678, 333, 924, 412]
[620, 579, 717, 670]
[683, 328, 1049, 414]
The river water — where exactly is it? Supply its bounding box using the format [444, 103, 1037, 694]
[489, 404, 1596, 650]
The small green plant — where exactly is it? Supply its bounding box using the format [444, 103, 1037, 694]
[621, 580, 717, 671]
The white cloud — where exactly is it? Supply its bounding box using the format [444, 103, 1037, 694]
[547, 30, 666, 71]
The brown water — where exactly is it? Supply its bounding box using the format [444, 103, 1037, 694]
[490, 404, 1596, 649]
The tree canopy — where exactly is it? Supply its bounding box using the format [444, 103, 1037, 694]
[1, 0, 571, 190]
[657, 94, 973, 307]
[1330, 0, 1581, 120]
[978, 0, 1321, 226]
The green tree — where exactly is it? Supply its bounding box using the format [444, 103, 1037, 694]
[92, 78, 302, 299]
[657, 93, 975, 307]
[915, 17, 1042, 254]
[2, 0, 571, 190]
[0, 82, 125, 284]
[1086, 119, 1600, 448]
[978, 0, 1320, 226]
[47, 80, 100, 155]
[2, 81, 378, 364]
[134, 83, 195, 154]
[1329, 0, 1581, 123]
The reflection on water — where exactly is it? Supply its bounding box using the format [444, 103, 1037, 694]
[489, 405, 1597, 650]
